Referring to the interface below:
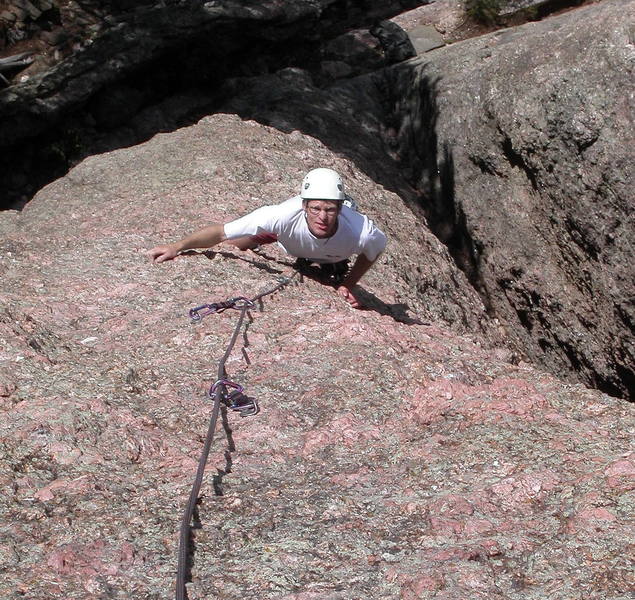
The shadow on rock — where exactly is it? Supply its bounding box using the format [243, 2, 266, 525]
[186, 247, 428, 325]
[180, 249, 287, 277]
[212, 407, 236, 496]
[355, 288, 428, 325]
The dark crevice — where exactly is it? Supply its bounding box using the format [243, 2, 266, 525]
[379, 68, 495, 316]
[613, 363, 635, 399]
[559, 338, 584, 373]
[515, 309, 533, 331]
[1, 32, 324, 209]
[501, 135, 538, 190]
[515, 0, 587, 21]
[470, 154, 500, 177]
[564, 216, 600, 261]
[0, 0, 426, 210]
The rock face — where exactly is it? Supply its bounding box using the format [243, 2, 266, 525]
[1, 113, 633, 600]
[210, 0, 634, 400]
[390, 0, 599, 45]
[0, 0, 426, 208]
[382, 0, 634, 399]
[0, 0, 632, 400]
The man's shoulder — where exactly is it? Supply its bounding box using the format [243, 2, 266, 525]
[264, 195, 302, 218]
[278, 195, 303, 208]
[340, 205, 386, 246]
[340, 204, 374, 231]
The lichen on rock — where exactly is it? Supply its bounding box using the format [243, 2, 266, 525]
[0, 111, 633, 600]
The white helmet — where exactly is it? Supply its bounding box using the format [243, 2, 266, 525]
[300, 168, 345, 201]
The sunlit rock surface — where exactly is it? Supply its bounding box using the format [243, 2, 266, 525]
[0, 114, 632, 600]
[204, 0, 634, 400]
[383, 0, 635, 399]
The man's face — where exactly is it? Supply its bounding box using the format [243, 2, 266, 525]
[304, 199, 341, 238]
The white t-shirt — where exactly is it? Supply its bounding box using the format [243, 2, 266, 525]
[223, 196, 386, 263]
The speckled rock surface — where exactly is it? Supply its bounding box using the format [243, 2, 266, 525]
[0, 0, 429, 209]
[0, 114, 632, 600]
[391, 0, 466, 40]
[383, 0, 635, 399]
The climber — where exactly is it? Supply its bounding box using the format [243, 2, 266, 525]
[147, 168, 387, 309]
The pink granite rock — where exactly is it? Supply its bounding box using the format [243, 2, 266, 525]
[0, 114, 632, 600]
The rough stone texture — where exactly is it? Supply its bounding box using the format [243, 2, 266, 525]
[318, 21, 415, 83]
[198, 0, 633, 399]
[498, 0, 584, 16]
[0, 0, 106, 71]
[391, 0, 467, 40]
[408, 25, 446, 54]
[382, 0, 635, 399]
[1, 113, 633, 600]
[0, 0, 427, 208]
[391, 0, 603, 43]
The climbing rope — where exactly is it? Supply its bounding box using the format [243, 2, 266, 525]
[175, 272, 298, 600]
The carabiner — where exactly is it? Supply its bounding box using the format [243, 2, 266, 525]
[210, 378, 243, 399]
[209, 380, 259, 416]
[227, 389, 260, 417]
[190, 303, 226, 322]
[231, 297, 255, 310]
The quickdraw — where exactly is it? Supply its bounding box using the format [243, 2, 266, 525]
[189, 296, 254, 322]
[210, 378, 259, 417]
[175, 272, 298, 600]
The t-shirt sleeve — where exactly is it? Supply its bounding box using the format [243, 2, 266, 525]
[359, 219, 387, 262]
[223, 205, 280, 239]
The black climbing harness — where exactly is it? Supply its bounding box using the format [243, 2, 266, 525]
[175, 273, 297, 600]
[294, 257, 349, 286]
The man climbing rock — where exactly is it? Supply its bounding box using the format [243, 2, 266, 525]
[147, 168, 387, 308]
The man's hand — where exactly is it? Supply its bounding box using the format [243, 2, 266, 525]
[147, 224, 226, 263]
[147, 244, 179, 263]
[337, 285, 362, 309]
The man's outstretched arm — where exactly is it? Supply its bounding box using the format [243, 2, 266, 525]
[147, 223, 227, 263]
[337, 252, 380, 308]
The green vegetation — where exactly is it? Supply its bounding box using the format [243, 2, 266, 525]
[465, 0, 503, 24]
